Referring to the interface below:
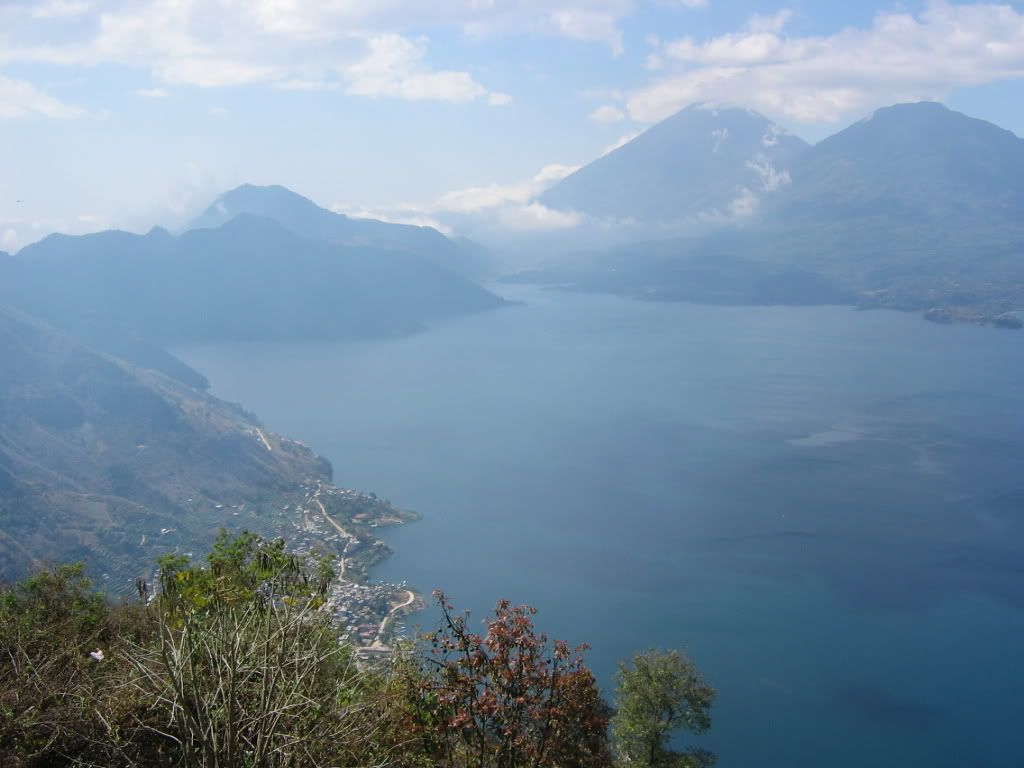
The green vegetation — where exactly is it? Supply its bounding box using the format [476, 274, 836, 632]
[611, 650, 716, 768]
[0, 533, 714, 767]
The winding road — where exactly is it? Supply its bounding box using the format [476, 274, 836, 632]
[369, 589, 417, 650]
[311, 483, 418, 652]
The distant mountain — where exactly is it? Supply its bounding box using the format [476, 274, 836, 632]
[541, 104, 808, 222]
[0, 215, 505, 359]
[524, 102, 1024, 325]
[503, 226, 855, 307]
[193, 184, 493, 279]
[758, 102, 1024, 310]
[0, 305, 331, 585]
[774, 101, 1024, 227]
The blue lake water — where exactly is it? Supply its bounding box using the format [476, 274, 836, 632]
[177, 285, 1024, 767]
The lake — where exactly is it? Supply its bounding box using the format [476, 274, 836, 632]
[177, 284, 1024, 767]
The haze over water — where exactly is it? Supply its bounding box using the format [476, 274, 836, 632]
[178, 284, 1024, 768]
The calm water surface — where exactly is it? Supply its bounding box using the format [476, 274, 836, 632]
[177, 285, 1024, 767]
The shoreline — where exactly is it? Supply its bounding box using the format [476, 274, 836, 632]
[501, 277, 1024, 331]
[270, 476, 425, 653]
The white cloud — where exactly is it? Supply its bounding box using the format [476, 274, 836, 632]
[136, 86, 168, 98]
[0, 0, 636, 109]
[155, 59, 282, 89]
[579, 87, 626, 101]
[710, 126, 728, 152]
[600, 130, 642, 156]
[0, 210, 112, 250]
[746, 10, 793, 35]
[157, 160, 236, 223]
[435, 163, 585, 231]
[532, 163, 579, 185]
[545, 8, 625, 55]
[334, 161, 583, 233]
[453, 1, 633, 53]
[589, 104, 625, 122]
[345, 34, 487, 103]
[29, 0, 92, 19]
[434, 163, 579, 213]
[629, 3, 1024, 124]
[746, 153, 790, 191]
[0, 75, 84, 118]
[728, 187, 758, 217]
[272, 79, 336, 92]
[499, 202, 582, 230]
[333, 204, 454, 235]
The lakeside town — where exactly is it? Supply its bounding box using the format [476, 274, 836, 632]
[270, 478, 424, 656]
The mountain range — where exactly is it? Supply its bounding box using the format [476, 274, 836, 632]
[4, 98, 1023, 585]
[532, 101, 1024, 324]
[6, 214, 503, 343]
[772, 101, 1024, 227]
[542, 101, 1024, 228]
[193, 183, 494, 279]
[0, 206, 506, 383]
[0, 186, 512, 582]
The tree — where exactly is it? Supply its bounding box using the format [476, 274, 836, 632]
[392, 591, 613, 768]
[117, 531, 381, 768]
[611, 649, 715, 768]
[2, 540, 719, 768]
[0, 564, 109, 763]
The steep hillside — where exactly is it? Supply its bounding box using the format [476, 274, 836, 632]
[0, 306, 332, 587]
[541, 104, 808, 222]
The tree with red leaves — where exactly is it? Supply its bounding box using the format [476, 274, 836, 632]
[392, 591, 612, 768]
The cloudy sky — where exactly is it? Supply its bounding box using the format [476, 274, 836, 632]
[2, 0, 1024, 249]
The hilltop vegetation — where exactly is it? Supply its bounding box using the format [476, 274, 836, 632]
[0, 533, 714, 768]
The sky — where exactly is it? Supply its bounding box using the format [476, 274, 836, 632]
[2, 0, 1024, 251]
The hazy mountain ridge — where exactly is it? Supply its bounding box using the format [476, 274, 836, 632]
[530, 102, 1024, 324]
[0, 190, 508, 584]
[0, 305, 331, 586]
[0, 213, 506, 375]
[773, 102, 1024, 225]
[541, 104, 809, 222]
[193, 184, 495, 279]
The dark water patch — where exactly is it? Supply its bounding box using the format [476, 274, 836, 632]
[971, 490, 1024, 521]
[834, 683, 938, 732]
